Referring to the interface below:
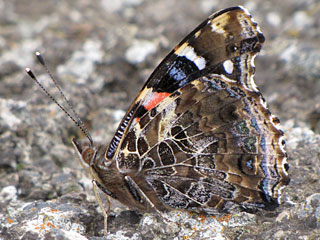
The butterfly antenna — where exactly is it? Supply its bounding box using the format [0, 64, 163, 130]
[25, 52, 93, 146]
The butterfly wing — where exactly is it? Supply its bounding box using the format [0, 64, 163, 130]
[108, 6, 289, 212]
[106, 6, 265, 160]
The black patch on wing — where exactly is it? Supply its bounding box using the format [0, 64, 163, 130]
[155, 56, 201, 93]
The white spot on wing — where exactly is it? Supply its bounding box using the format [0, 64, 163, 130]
[249, 55, 259, 92]
[269, 115, 282, 132]
[209, 20, 225, 34]
[223, 60, 234, 74]
[278, 136, 286, 155]
[214, 74, 237, 83]
[176, 45, 206, 70]
[194, 57, 206, 70]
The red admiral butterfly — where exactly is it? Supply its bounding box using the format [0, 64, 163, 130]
[27, 5, 289, 235]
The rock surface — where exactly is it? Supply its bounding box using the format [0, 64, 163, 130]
[1, 0, 320, 239]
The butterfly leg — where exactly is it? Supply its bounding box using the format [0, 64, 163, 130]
[124, 176, 171, 223]
[92, 180, 111, 237]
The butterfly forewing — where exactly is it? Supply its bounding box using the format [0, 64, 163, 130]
[106, 6, 265, 160]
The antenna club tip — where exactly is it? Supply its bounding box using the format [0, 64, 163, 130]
[35, 52, 45, 65]
[25, 68, 35, 78]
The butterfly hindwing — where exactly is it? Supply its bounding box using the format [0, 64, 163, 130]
[117, 73, 289, 212]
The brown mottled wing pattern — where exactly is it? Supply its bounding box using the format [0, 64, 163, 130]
[118, 74, 289, 212]
[109, 6, 289, 213]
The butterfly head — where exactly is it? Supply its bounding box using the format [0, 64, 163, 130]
[72, 137, 108, 170]
[72, 137, 123, 200]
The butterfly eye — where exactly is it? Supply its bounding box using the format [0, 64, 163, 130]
[82, 147, 95, 165]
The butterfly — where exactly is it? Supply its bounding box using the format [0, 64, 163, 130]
[27, 5, 290, 231]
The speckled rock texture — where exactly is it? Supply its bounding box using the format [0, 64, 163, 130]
[0, 0, 320, 239]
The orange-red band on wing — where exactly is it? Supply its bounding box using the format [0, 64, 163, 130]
[144, 92, 170, 111]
